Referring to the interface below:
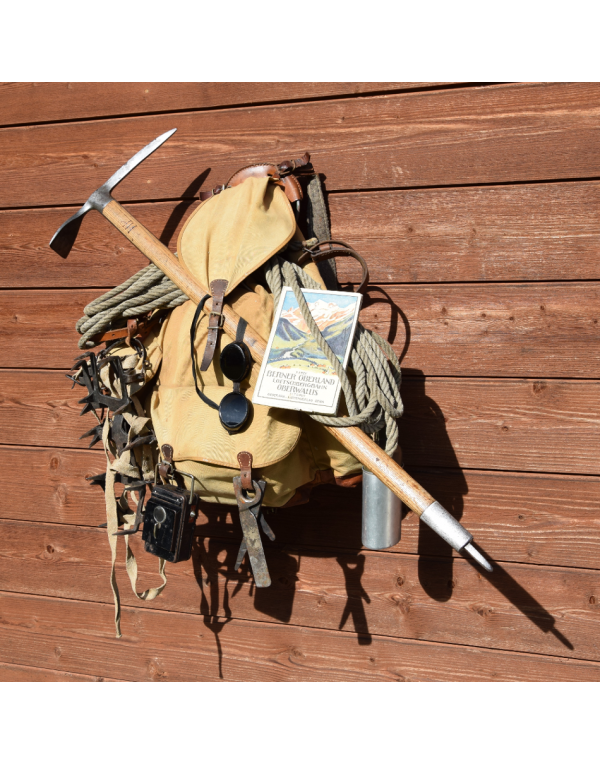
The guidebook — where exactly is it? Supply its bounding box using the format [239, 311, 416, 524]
[252, 287, 362, 415]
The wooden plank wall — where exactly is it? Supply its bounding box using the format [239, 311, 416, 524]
[1, 82, 599, 682]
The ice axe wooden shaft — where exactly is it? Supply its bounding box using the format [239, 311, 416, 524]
[101, 200, 492, 572]
[50, 129, 492, 571]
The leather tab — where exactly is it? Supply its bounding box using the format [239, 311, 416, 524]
[158, 444, 174, 481]
[237, 451, 253, 491]
[93, 312, 156, 345]
[278, 153, 311, 175]
[224, 153, 312, 204]
[281, 175, 303, 203]
[199, 279, 228, 372]
[126, 318, 138, 347]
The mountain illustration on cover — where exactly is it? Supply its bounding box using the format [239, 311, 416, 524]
[267, 292, 360, 373]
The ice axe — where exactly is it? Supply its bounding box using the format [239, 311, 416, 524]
[49, 129, 493, 573]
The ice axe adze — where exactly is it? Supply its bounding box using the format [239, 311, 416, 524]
[49, 129, 493, 573]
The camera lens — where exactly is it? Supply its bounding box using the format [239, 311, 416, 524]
[153, 506, 167, 524]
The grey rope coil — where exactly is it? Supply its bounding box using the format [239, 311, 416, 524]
[263, 255, 403, 454]
[76, 262, 188, 349]
[75, 249, 402, 454]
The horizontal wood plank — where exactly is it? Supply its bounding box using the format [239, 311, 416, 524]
[3, 83, 600, 207]
[0, 590, 598, 681]
[0, 83, 453, 126]
[1, 519, 599, 660]
[1, 372, 598, 474]
[0, 659, 116, 681]
[0, 202, 182, 289]
[399, 376, 600, 475]
[2, 446, 600, 569]
[3, 282, 599, 378]
[331, 181, 600, 284]
[9, 180, 600, 289]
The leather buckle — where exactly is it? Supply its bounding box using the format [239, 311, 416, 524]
[209, 311, 225, 328]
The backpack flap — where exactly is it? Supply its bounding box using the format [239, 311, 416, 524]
[177, 175, 296, 296]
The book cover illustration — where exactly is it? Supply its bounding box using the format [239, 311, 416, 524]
[252, 287, 362, 415]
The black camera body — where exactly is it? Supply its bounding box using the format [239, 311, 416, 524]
[142, 483, 199, 563]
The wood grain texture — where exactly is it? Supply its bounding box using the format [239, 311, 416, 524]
[1, 519, 598, 660]
[8, 180, 600, 290]
[399, 376, 600, 475]
[330, 181, 600, 284]
[0, 83, 454, 126]
[2, 446, 600, 570]
[0, 203, 159, 289]
[1, 372, 598, 475]
[3, 282, 600, 378]
[0, 660, 117, 681]
[3, 81, 600, 682]
[4, 83, 600, 208]
[0, 590, 598, 681]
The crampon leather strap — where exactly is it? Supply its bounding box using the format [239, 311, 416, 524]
[101, 406, 167, 638]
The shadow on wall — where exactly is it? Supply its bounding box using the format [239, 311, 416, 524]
[157, 168, 211, 247]
[401, 367, 573, 651]
[400, 369, 469, 602]
[186, 312, 574, 676]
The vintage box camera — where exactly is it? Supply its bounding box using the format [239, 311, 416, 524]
[142, 472, 199, 563]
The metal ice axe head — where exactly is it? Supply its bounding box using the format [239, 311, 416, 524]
[49, 128, 177, 258]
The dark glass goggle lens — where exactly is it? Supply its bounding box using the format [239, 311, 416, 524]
[220, 341, 250, 382]
[219, 392, 250, 432]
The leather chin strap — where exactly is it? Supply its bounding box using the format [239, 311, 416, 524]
[200, 279, 228, 372]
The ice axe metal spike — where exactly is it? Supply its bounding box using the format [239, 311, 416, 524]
[49, 128, 177, 258]
[49, 130, 493, 574]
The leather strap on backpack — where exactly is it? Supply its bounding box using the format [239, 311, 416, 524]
[199, 153, 312, 204]
[199, 279, 228, 372]
[237, 451, 253, 491]
[298, 239, 370, 294]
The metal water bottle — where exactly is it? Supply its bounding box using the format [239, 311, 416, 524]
[361, 467, 402, 550]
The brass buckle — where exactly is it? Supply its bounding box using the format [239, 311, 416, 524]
[209, 311, 225, 328]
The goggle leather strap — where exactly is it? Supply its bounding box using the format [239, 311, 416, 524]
[190, 294, 219, 411]
[232, 317, 248, 394]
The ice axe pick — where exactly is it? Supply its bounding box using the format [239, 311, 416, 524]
[49, 129, 493, 573]
[49, 128, 177, 258]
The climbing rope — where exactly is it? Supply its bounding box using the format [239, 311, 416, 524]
[263, 254, 402, 454]
[76, 248, 403, 454]
[76, 262, 188, 348]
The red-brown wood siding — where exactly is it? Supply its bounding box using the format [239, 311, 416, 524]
[1, 82, 599, 682]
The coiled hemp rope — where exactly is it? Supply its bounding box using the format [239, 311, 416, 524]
[76, 262, 188, 349]
[263, 255, 402, 454]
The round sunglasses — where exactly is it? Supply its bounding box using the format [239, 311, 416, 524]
[190, 297, 252, 432]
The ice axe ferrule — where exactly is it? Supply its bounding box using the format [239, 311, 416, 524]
[420, 501, 493, 572]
